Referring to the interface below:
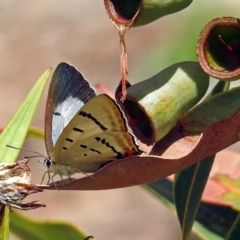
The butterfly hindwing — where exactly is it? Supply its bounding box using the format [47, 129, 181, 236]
[45, 62, 96, 156]
[53, 131, 140, 172]
[52, 94, 142, 172]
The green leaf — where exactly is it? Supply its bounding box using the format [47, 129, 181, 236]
[193, 221, 223, 240]
[10, 211, 92, 240]
[144, 180, 236, 239]
[180, 86, 240, 136]
[174, 156, 215, 240]
[1, 206, 10, 240]
[27, 126, 44, 140]
[226, 213, 240, 240]
[204, 81, 231, 102]
[0, 68, 51, 163]
[173, 79, 231, 240]
[196, 203, 238, 239]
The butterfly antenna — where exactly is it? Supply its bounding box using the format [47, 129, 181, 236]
[6, 145, 46, 159]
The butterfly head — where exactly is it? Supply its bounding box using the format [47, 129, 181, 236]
[39, 157, 58, 176]
[43, 157, 54, 169]
[39, 157, 58, 185]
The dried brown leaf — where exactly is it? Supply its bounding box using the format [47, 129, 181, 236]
[0, 159, 45, 210]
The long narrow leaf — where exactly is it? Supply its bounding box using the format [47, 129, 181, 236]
[204, 81, 231, 102]
[0, 127, 44, 140]
[144, 180, 235, 239]
[174, 80, 231, 240]
[174, 155, 215, 239]
[27, 126, 44, 140]
[10, 211, 92, 240]
[226, 213, 240, 240]
[0, 68, 51, 163]
[1, 206, 9, 240]
[193, 221, 223, 240]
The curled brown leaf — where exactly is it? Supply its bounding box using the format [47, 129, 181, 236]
[40, 109, 240, 191]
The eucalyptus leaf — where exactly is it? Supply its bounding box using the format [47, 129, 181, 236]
[173, 80, 231, 240]
[174, 156, 215, 240]
[10, 211, 92, 240]
[1, 206, 10, 240]
[226, 213, 240, 240]
[144, 179, 238, 239]
[27, 127, 44, 140]
[204, 81, 231, 102]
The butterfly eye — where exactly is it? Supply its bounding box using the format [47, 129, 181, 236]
[44, 158, 53, 168]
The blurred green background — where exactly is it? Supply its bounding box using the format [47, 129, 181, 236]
[0, 1, 239, 239]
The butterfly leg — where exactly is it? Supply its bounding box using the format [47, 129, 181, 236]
[56, 169, 64, 182]
[43, 169, 56, 187]
[50, 173, 59, 190]
[46, 169, 52, 185]
[40, 170, 59, 189]
[62, 164, 73, 182]
[41, 170, 48, 184]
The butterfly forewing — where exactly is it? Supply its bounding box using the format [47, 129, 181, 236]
[52, 94, 142, 172]
[45, 62, 96, 156]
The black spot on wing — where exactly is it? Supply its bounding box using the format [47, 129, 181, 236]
[79, 111, 108, 131]
[62, 147, 67, 150]
[54, 112, 61, 116]
[73, 127, 84, 133]
[95, 137, 123, 159]
[79, 144, 101, 155]
[90, 148, 101, 154]
[66, 138, 73, 142]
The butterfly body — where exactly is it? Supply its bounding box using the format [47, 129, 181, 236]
[44, 158, 78, 177]
[43, 62, 142, 182]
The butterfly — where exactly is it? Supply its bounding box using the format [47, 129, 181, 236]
[42, 62, 142, 183]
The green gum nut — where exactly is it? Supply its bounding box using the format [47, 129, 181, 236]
[104, 0, 193, 27]
[116, 62, 209, 145]
[197, 17, 240, 81]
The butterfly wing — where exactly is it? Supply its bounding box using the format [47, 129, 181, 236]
[45, 62, 96, 156]
[52, 94, 142, 172]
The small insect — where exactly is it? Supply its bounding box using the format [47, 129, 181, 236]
[42, 62, 142, 184]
